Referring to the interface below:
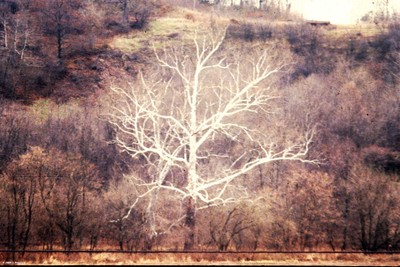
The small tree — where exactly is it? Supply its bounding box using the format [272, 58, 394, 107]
[105, 177, 147, 251]
[208, 206, 255, 251]
[1, 150, 40, 254]
[0, 1, 18, 48]
[116, 0, 152, 29]
[38, 0, 82, 61]
[283, 169, 339, 250]
[347, 164, 400, 251]
[30, 146, 101, 251]
[109, 28, 316, 250]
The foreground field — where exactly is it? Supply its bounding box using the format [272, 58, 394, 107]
[2, 251, 399, 266]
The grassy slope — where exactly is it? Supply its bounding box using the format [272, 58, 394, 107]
[109, 8, 210, 53]
[108, 4, 384, 66]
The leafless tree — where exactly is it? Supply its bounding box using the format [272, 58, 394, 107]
[35, 147, 100, 251]
[108, 28, 317, 250]
[209, 206, 254, 251]
[38, 0, 82, 61]
[115, 0, 152, 29]
[347, 163, 400, 251]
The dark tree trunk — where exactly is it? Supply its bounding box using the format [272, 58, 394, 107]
[341, 192, 350, 250]
[122, 0, 129, 24]
[183, 196, 196, 251]
[57, 26, 62, 61]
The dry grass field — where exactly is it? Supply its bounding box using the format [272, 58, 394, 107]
[2, 251, 400, 266]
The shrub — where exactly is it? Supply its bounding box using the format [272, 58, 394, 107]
[285, 23, 336, 79]
[243, 23, 254, 42]
[130, 6, 151, 29]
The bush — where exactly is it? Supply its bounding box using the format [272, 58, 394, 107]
[285, 24, 336, 79]
[130, 6, 151, 29]
[258, 24, 273, 41]
[243, 23, 254, 42]
[105, 20, 129, 34]
[227, 22, 273, 42]
[368, 22, 400, 84]
[362, 146, 400, 174]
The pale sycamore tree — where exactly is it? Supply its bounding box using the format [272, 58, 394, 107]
[108, 28, 316, 250]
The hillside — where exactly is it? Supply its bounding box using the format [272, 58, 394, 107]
[0, 0, 399, 264]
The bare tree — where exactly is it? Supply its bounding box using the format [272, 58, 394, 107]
[38, 0, 82, 62]
[34, 146, 100, 251]
[209, 206, 254, 251]
[104, 177, 148, 251]
[115, 0, 152, 29]
[347, 163, 400, 251]
[108, 28, 316, 250]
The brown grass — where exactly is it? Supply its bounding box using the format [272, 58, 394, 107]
[2, 252, 399, 266]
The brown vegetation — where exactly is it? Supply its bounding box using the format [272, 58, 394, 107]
[0, 0, 400, 265]
[2, 251, 400, 265]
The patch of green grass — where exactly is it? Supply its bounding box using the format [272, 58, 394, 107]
[110, 15, 204, 53]
[28, 99, 82, 124]
[110, 6, 224, 53]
